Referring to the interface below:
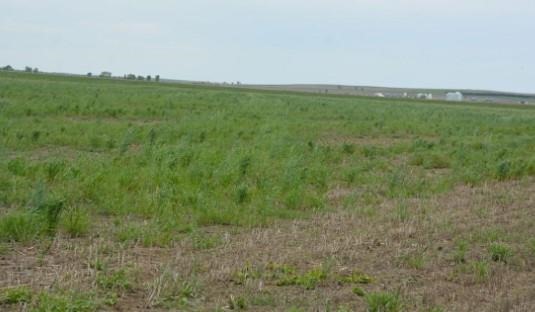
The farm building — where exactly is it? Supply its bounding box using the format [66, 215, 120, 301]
[374, 92, 385, 98]
[446, 92, 463, 102]
[417, 93, 433, 100]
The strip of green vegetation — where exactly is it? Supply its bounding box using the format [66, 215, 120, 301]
[1, 72, 535, 244]
[0, 286, 101, 312]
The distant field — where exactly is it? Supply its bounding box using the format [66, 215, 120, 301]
[1, 72, 534, 311]
[243, 84, 535, 105]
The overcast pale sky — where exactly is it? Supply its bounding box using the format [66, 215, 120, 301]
[1, 0, 534, 92]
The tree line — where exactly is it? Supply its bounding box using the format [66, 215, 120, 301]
[1, 65, 161, 82]
[87, 71, 160, 82]
[1, 65, 38, 72]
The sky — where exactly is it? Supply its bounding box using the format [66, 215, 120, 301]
[1, 0, 534, 93]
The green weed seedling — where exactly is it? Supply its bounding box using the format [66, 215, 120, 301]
[97, 269, 133, 293]
[228, 295, 246, 310]
[489, 243, 513, 263]
[338, 271, 374, 285]
[231, 263, 261, 285]
[352, 287, 366, 297]
[471, 260, 490, 282]
[454, 240, 469, 264]
[273, 264, 328, 290]
[365, 291, 403, 312]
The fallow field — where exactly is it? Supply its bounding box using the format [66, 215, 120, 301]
[1, 72, 534, 311]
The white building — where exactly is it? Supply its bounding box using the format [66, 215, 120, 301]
[446, 92, 463, 102]
[417, 93, 433, 100]
[374, 92, 385, 98]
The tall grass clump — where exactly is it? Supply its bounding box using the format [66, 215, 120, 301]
[0, 212, 46, 243]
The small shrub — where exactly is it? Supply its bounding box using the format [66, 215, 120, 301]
[489, 243, 512, 263]
[365, 291, 402, 312]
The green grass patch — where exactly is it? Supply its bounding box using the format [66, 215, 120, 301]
[1, 71, 535, 244]
[489, 243, 513, 263]
[0, 286, 33, 305]
[365, 291, 403, 312]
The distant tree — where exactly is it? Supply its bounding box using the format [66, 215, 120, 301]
[137, 75, 144, 80]
[25, 66, 32, 72]
[100, 71, 112, 78]
[1, 65, 14, 71]
[87, 72, 92, 77]
[127, 74, 136, 80]
[33, 68, 39, 73]
[146, 75, 151, 81]
[155, 75, 160, 82]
